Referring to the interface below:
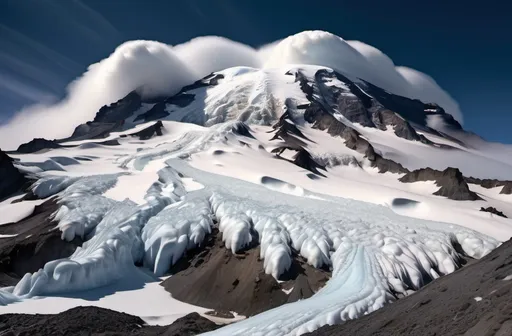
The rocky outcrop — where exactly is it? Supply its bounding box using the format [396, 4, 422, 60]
[307, 238, 512, 336]
[303, 102, 407, 174]
[371, 108, 432, 144]
[94, 91, 142, 124]
[0, 308, 219, 335]
[0, 197, 82, 285]
[291, 148, 327, 176]
[365, 146, 409, 174]
[68, 121, 120, 141]
[361, 80, 463, 131]
[270, 111, 310, 146]
[271, 146, 327, 177]
[134, 93, 196, 123]
[433, 168, 482, 201]
[16, 138, 62, 153]
[156, 312, 220, 336]
[0, 150, 26, 201]
[0, 306, 145, 335]
[480, 206, 507, 218]
[400, 167, 482, 201]
[465, 177, 512, 195]
[65, 91, 143, 142]
[122, 120, 164, 140]
[162, 228, 330, 317]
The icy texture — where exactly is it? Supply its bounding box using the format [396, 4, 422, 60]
[119, 121, 256, 171]
[31, 175, 81, 198]
[54, 174, 121, 241]
[203, 68, 279, 126]
[0, 167, 188, 304]
[142, 198, 214, 276]
[0, 130, 500, 335]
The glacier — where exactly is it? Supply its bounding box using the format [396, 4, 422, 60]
[0, 54, 507, 335]
[0, 146, 497, 335]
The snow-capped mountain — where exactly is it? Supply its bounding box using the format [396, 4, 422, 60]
[0, 31, 511, 336]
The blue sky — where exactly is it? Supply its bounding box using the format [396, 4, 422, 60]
[0, 0, 510, 142]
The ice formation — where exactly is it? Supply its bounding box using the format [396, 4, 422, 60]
[0, 122, 503, 335]
[0, 39, 508, 335]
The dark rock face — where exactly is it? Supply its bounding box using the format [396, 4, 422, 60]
[65, 91, 143, 142]
[134, 102, 169, 123]
[69, 121, 120, 141]
[0, 150, 26, 201]
[433, 168, 482, 201]
[228, 121, 255, 139]
[155, 312, 220, 336]
[361, 80, 463, 131]
[291, 148, 327, 177]
[126, 121, 164, 140]
[315, 70, 374, 127]
[179, 73, 225, 93]
[162, 228, 330, 317]
[271, 146, 327, 177]
[0, 306, 145, 335]
[94, 91, 142, 124]
[365, 146, 409, 174]
[134, 94, 196, 123]
[480, 206, 507, 218]
[306, 238, 512, 336]
[16, 138, 62, 153]
[400, 167, 481, 201]
[0, 197, 82, 285]
[371, 108, 426, 143]
[0, 308, 219, 336]
[270, 111, 310, 146]
[465, 177, 512, 195]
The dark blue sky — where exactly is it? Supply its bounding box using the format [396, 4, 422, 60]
[1, 0, 510, 142]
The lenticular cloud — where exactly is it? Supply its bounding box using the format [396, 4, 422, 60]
[0, 30, 461, 149]
[264, 31, 462, 123]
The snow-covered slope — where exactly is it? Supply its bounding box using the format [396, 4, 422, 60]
[0, 31, 511, 336]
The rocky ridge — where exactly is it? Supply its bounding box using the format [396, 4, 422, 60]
[0, 150, 26, 201]
[400, 167, 482, 201]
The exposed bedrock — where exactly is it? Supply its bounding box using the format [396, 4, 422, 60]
[271, 146, 327, 177]
[161, 228, 330, 317]
[303, 101, 407, 174]
[296, 68, 448, 145]
[400, 167, 482, 201]
[480, 206, 508, 218]
[306, 238, 512, 336]
[0, 150, 27, 201]
[371, 108, 433, 144]
[122, 120, 164, 140]
[0, 307, 220, 336]
[16, 138, 62, 154]
[0, 197, 83, 286]
[270, 110, 310, 146]
[465, 176, 512, 195]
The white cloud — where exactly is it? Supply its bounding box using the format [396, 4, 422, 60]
[0, 30, 462, 149]
[263, 31, 462, 123]
[173, 36, 262, 78]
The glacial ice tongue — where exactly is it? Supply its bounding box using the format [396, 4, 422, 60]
[0, 152, 497, 335]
